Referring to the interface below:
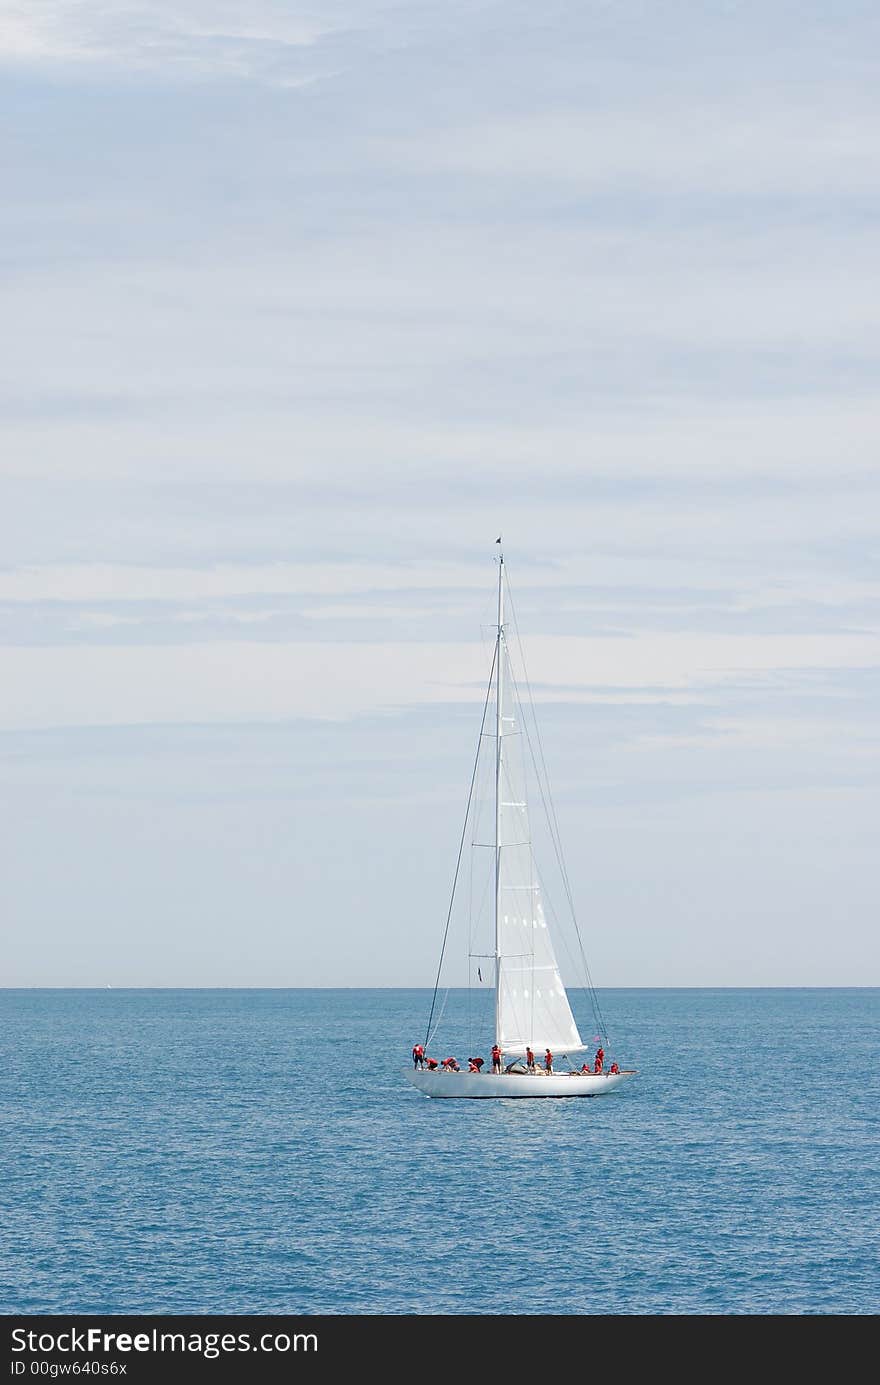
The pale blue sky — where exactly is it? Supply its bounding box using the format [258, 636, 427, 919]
[2, 1, 878, 986]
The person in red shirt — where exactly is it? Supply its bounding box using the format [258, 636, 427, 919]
[425, 1058, 438, 1070]
[412, 1042, 425, 1070]
[594, 1046, 605, 1074]
[491, 1044, 502, 1074]
[468, 1057, 484, 1073]
[609, 1061, 619, 1074]
[441, 1056, 460, 1071]
[525, 1046, 535, 1072]
[544, 1048, 553, 1073]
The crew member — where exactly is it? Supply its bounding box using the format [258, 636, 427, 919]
[412, 1042, 425, 1069]
[468, 1057, 485, 1073]
[594, 1046, 604, 1074]
[609, 1061, 619, 1074]
[491, 1043, 502, 1073]
[544, 1048, 553, 1073]
[526, 1046, 535, 1072]
[441, 1056, 460, 1071]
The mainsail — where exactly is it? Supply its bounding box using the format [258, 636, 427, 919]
[491, 568, 584, 1056]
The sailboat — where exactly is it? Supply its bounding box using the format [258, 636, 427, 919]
[406, 547, 635, 1099]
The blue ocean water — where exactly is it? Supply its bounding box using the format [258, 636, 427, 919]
[1, 988, 877, 1315]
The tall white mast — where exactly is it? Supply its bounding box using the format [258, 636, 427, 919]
[494, 547, 504, 1049]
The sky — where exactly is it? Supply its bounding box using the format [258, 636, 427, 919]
[1, 0, 878, 987]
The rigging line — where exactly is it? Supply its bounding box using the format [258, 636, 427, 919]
[512, 681, 611, 1049]
[467, 783, 495, 1043]
[470, 720, 494, 961]
[503, 573, 574, 902]
[467, 753, 476, 1054]
[423, 638, 498, 1051]
[470, 856, 494, 958]
[529, 847, 602, 1048]
[525, 765, 610, 1047]
[504, 570, 612, 1048]
[497, 658, 598, 1032]
[424, 986, 452, 1051]
[494, 726, 591, 1046]
[510, 651, 611, 1048]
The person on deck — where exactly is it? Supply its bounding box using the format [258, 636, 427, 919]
[609, 1061, 619, 1074]
[468, 1057, 484, 1073]
[441, 1057, 460, 1071]
[425, 1058, 438, 1070]
[491, 1044, 502, 1074]
[412, 1043, 425, 1069]
[580, 1060, 593, 1073]
[594, 1046, 605, 1074]
[544, 1049, 553, 1073]
[526, 1046, 535, 1072]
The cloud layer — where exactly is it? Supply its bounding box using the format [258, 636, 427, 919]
[2, 1, 878, 984]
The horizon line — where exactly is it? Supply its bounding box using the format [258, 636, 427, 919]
[1, 984, 876, 992]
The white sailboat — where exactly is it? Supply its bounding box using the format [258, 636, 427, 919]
[406, 547, 635, 1100]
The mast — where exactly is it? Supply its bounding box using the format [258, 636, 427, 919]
[494, 547, 504, 1049]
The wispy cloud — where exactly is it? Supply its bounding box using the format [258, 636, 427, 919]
[0, 1, 343, 78]
[373, 104, 880, 198]
[3, 627, 879, 730]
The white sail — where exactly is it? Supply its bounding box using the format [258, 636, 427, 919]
[493, 634, 584, 1056]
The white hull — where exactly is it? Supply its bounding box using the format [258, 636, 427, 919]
[405, 1068, 635, 1099]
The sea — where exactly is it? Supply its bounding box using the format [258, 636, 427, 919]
[1, 988, 877, 1316]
